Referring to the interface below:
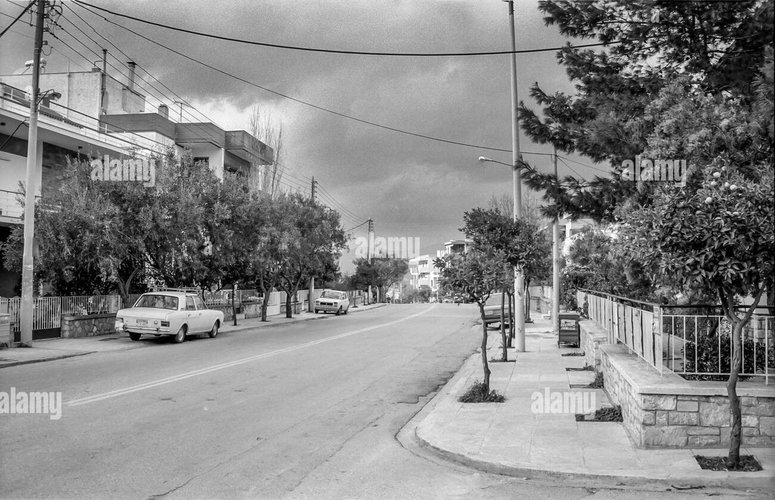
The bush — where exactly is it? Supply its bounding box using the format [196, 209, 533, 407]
[458, 381, 505, 403]
[682, 329, 774, 381]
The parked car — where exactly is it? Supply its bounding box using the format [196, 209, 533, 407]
[483, 294, 514, 328]
[115, 291, 224, 343]
[314, 290, 350, 315]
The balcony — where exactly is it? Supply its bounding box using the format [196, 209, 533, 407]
[176, 122, 225, 148]
[225, 130, 274, 165]
[102, 112, 176, 139]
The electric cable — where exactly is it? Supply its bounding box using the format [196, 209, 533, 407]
[72, 0, 613, 58]
[0, 0, 33, 39]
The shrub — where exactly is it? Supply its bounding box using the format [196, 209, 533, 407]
[682, 330, 774, 381]
[458, 381, 505, 403]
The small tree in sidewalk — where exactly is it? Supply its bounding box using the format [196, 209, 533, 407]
[435, 249, 507, 400]
[621, 163, 774, 468]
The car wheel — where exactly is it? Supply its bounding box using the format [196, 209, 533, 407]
[129, 332, 141, 341]
[314, 309, 318, 314]
[173, 325, 187, 343]
[343, 308, 348, 315]
[336, 306, 342, 316]
[208, 321, 219, 338]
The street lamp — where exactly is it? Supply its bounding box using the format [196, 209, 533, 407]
[504, 0, 526, 352]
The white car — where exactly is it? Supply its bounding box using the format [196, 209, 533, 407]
[314, 290, 350, 315]
[115, 291, 224, 343]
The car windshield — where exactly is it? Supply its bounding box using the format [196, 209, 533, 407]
[321, 291, 345, 300]
[134, 294, 179, 310]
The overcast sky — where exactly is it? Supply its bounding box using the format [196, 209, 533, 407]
[1, 0, 605, 273]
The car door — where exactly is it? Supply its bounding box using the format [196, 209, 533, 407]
[184, 295, 203, 333]
[193, 296, 211, 332]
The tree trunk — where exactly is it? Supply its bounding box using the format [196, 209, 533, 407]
[231, 282, 238, 326]
[285, 292, 293, 318]
[507, 290, 514, 346]
[726, 320, 743, 469]
[499, 289, 507, 361]
[478, 303, 491, 392]
[261, 291, 270, 322]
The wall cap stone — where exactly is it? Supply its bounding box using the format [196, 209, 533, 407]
[601, 344, 775, 399]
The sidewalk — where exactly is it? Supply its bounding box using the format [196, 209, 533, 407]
[0, 303, 386, 369]
[410, 317, 775, 490]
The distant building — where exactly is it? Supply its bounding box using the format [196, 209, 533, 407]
[407, 238, 472, 299]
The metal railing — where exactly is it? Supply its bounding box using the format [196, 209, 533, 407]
[577, 290, 663, 373]
[0, 189, 23, 219]
[663, 305, 772, 384]
[577, 290, 773, 384]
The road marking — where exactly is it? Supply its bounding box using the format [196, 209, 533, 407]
[66, 304, 436, 407]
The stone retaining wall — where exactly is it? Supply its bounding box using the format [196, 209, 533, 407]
[61, 313, 117, 338]
[580, 320, 608, 371]
[600, 343, 775, 448]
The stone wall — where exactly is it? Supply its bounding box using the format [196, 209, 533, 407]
[61, 313, 117, 338]
[580, 320, 608, 371]
[600, 343, 775, 448]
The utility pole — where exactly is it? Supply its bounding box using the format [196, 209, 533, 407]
[19, 0, 47, 347]
[308, 176, 317, 312]
[552, 147, 561, 335]
[506, 0, 526, 352]
[100, 48, 107, 116]
[367, 218, 374, 304]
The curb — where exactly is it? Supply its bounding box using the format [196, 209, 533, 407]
[0, 303, 390, 368]
[0, 350, 93, 369]
[413, 428, 775, 491]
[222, 303, 387, 333]
[405, 349, 775, 492]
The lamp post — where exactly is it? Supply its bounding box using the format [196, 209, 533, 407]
[504, 0, 526, 352]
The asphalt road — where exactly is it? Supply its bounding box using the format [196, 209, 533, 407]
[0, 304, 753, 499]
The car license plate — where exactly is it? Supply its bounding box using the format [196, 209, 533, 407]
[136, 319, 148, 325]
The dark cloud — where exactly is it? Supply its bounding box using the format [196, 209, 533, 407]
[1, 0, 603, 273]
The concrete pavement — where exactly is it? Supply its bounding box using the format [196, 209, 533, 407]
[408, 316, 775, 491]
[0, 303, 386, 369]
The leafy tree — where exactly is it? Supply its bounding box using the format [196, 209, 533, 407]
[622, 161, 773, 468]
[351, 257, 409, 303]
[518, 0, 773, 223]
[201, 172, 257, 324]
[462, 207, 551, 332]
[141, 154, 216, 288]
[435, 249, 507, 394]
[248, 195, 287, 321]
[277, 195, 347, 318]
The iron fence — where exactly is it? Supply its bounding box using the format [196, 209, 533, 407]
[577, 290, 773, 384]
[663, 306, 772, 384]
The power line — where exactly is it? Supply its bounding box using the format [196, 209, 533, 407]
[72, 0, 613, 58]
[557, 154, 610, 174]
[61, 3, 234, 142]
[315, 184, 365, 221]
[0, 0, 33, 38]
[57, 12, 222, 132]
[344, 220, 370, 232]
[72, 1, 517, 154]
